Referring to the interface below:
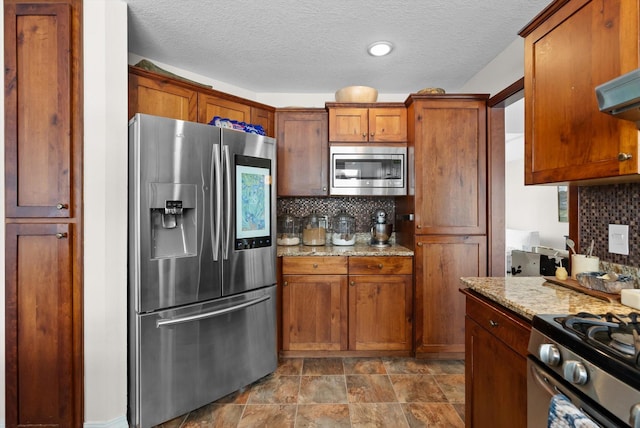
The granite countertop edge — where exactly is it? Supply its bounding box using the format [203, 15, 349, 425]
[460, 276, 632, 321]
[277, 242, 413, 257]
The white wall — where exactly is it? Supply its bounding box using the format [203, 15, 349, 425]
[83, 1, 129, 427]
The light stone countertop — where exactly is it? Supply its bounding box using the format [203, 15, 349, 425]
[277, 241, 413, 257]
[461, 276, 632, 321]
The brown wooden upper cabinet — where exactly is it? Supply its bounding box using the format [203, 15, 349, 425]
[520, 0, 640, 184]
[407, 95, 488, 235]
[275, 108, 329, 196]
[128, 73, 198, 122]
[327, 103, 407, 143]
[128, 66, 276, 137]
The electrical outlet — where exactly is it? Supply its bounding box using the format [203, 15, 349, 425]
[608, 224, 629, 255]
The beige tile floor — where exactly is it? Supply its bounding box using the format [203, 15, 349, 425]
[155, 357, 465, 428]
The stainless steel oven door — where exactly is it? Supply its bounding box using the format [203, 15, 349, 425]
[527, 357, 622, 428]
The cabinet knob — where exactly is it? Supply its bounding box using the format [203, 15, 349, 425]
[56, 232, 68, 239]
[377, 263, 383, 269]
[416, 225, 422, 229]
[370, 132, 375, 137]
[56, 203, 68, 210]
[618, 153, 633, 161]
[416, 242, 423, 247]
[489, 320, 498, 327]
[313, 263, 318, 269]
[322, 186, 327, 192]
[283, 281, 288, 287]
[350, 281, 355, 286]
[362, 133, 367, 138]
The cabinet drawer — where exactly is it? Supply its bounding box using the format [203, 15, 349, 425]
[348, 256, 412, 275]
[282, 256, 348, 275]
[465, 292, 531, 357]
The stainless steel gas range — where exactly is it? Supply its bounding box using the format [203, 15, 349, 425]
[528, 312, 640, 427]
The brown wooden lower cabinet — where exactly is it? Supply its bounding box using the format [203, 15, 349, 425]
[414, 235, 487, 356]
[463, 290, 531, 428]
[5, 223, 78, 427]
[280, 255, 413, 355]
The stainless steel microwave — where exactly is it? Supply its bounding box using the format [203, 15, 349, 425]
[329, 146, 406, 196]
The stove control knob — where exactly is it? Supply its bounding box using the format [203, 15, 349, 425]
[539, 344, 561, 366]
[563, 360, 588, 385]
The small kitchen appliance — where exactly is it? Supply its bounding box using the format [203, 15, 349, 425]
[528, 312, 640, 426]
[370, 208, 392, 247]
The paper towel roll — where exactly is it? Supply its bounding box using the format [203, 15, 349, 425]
[571, 255, 600, 279]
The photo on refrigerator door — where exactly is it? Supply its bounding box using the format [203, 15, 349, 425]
[235, 154, 272, 249]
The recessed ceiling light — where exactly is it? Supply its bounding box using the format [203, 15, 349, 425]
[367, 41, 393, 57]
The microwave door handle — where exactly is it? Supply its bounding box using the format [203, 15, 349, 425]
[212, 146, 222, 261]
[222, 145, 232, 260]
[156, 295, 271, 328]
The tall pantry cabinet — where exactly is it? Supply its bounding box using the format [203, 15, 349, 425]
[397, 94, 488, 357]
[4, 1, 84, 427]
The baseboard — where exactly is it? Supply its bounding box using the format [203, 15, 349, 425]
[84, 415, 129, 428]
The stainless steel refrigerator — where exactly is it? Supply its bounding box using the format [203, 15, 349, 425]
[128, 113, 277, 428]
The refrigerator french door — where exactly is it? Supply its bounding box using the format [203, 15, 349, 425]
[128, 114, 277, 428]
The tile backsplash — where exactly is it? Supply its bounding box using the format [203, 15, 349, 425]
[579, 183, 640, 278]
[277, 197, 395, 233]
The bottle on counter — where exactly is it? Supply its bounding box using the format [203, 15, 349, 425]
[277, 213, 301, 246]
[302, 211, 328, 246]
[331, 210, 356, 246]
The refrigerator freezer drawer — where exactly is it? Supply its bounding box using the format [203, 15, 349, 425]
[129, 285, 277, 428]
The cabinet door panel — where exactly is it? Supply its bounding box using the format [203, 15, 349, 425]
[5, 3, 72, 218]
[369, 108, 407, 142]
[276, 110, 328, 196]
[466, 317, 527, 428]
[128, 74, 197, 122]
[251, 106, 274, 137]
[414, 100, 486, 234]
[524, 0, 640, 183]
[329, 108, 368, 142]
[282, 275, 347, 351]
[6, 223, 74, 427]
[348, 275, 412, 351]
[415, 235, 486, 354]
[198, 94, 250, 124]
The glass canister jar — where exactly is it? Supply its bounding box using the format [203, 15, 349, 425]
[302, 211, 328, 246]
[276, 213, 300, 246]
[331, 210, 356, 246]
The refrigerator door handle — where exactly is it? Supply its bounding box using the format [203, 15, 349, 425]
[156, 295, 271, 328]
[212, 146, 222, 261]
[222, 145, 232, 260]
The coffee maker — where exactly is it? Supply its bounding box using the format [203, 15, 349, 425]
[370, 208, 392, 247]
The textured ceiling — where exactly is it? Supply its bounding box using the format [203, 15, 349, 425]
[125, 0, 551, 94]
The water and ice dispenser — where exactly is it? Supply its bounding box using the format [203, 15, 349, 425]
[149, 183, 197, 259]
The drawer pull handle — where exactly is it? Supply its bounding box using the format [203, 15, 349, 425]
[618, 152, 633, 161]
[56, 232, 68, 239]
[489, 320, 498, 327]
[283, 281, 288, 287]
[56, 203, 68, 210]
[378, 263, 383, 269]
[350, 281, 355, 286]
[313, 263, 318, 269]
[417, 242, 423, 247]
[416, 225, 422, 229]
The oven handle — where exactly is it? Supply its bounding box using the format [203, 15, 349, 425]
[156, 295, 271, 328]
[529, 358, 618, 427]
